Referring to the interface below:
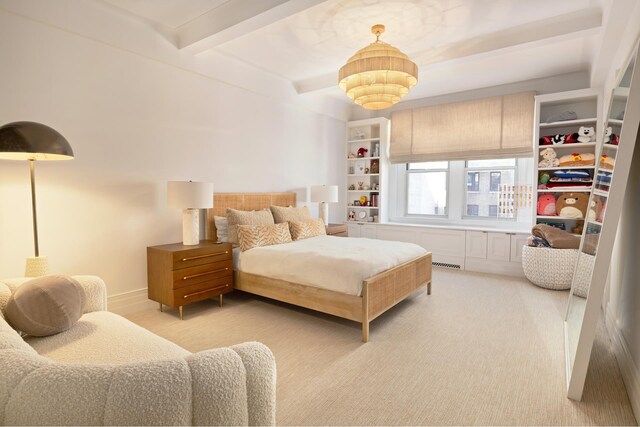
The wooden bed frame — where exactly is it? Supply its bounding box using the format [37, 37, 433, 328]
[205, 192, 432, 342]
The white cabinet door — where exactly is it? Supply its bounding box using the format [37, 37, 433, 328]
[510, 234, 529, 262]
[465, 231, 487, 259]
[347, 224, 361, 237]
[361, 225, 377, 239]
[487, 232, 511, 261]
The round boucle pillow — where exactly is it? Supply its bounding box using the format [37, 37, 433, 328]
[5, 275, 85, 336]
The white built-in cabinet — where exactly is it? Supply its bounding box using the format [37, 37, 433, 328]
[347, 224, 527, 276]
[465, 231, 488, 259]
[487, 232, 511, 261]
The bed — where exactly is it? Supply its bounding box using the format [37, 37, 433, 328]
[205, 192, 432, 342]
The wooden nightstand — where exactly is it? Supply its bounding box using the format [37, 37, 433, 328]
[326, 223, 348, 237]
[147, 241, 233, 320]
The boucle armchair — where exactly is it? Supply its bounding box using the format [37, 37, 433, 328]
[0, 276, 276, 426]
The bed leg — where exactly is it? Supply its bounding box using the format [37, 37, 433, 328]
[427, 281, 432, 295]
[362, 321, 369, 343]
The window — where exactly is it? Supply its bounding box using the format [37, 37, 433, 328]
[406, 161, 448, 216]
[465, 159, 516, 219]
[490, 172, 501, 192]
[467, 172, 480, 192]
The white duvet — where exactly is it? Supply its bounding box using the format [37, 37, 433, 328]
[236, 235, 427, 296]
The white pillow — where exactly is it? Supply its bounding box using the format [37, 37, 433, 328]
[214, 216, 229, 242]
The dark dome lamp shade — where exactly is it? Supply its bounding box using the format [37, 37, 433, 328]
[0, 122, 74, 269]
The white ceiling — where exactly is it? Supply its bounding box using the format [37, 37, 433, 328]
[99, 0, 613, 105]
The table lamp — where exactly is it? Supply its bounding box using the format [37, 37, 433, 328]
[310, 185, 338, 226]
[167, 181, 213, 245]
[0, 121, 74, 277]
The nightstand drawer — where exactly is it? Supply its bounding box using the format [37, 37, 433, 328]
[173, 260, 233, 288]
[172, 246, 231, 269]
[173, 277, 233, 305]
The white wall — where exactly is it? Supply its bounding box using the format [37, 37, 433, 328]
[0, 3, 346, 296]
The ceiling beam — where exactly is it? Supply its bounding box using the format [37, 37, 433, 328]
[590, 0, 640, 88]
[178, 0, 327, 54]
[296, 8, 602, 94]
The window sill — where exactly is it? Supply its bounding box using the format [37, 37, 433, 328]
[383, 217, 531, 234]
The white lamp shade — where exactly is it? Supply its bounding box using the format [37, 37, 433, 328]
[167, 181, 214, 209]
[310, 185, 339, 203]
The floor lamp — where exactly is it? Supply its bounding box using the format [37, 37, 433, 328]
[0, 121, 74, 277]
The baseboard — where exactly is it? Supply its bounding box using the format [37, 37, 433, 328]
[107, 288, 156, 316]
[606, 307, 640, 423]
[464, 258, 525, 278]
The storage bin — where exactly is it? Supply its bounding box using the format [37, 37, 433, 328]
[522, 245, 579, 290]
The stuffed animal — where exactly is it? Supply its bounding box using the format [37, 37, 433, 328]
[587, 196, 603, 221]
[604, 126, 620, 145]
[564, 132, 579, 144]
[538, 172, 551, 189]
[600, 154, 615, 170]
[540, 133, 577, 145]
[357, 147, 368, 158]
[577, 126, 596, 143]
[556, 192, 588, 219]
[559, 152, 595, 166]
[539, 147, 560, 168]
[537, 194, 557, 215]
[572, 220, 585, 235]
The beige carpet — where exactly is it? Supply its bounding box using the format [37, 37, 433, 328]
[126, 269, 636, 425]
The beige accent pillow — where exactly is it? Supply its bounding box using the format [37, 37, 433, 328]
[214, 215, 229, 242]
[269, 205, 312, 224]
[289, 219, 327, 241]
[237, 223, 292, 252]
[227, 208, 275, 244]
[5, 275, 86, 337]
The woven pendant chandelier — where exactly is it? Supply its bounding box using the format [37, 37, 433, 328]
[339, 24, 418, 110]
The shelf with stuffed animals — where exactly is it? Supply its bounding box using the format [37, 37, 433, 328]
[533, 88, 603, 238]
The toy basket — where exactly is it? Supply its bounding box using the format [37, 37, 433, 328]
[522, 246, 579, 290]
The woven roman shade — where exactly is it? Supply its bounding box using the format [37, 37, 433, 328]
[390, 92, 535, 163]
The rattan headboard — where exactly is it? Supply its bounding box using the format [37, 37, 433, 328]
[205, 192, 297, 240]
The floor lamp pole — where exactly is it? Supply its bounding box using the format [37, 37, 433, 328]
[29, 159, 39, 257]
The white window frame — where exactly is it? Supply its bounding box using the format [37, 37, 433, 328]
[462, 159, 518, 221]
[405, 162, 450, 218]
[388, 158, 532, 227]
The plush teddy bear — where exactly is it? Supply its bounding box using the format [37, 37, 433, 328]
[587, 196, 603, 221]
[577, 126, 596, 143]
[604, 126, 620, 145]
[537, 194, 557, 215]
[556, 192, 588, 219]
[538, 147, 560, 168]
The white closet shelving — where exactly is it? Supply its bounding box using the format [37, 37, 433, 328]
[533, 88, 603, 237]
[344, 118, 390, 224]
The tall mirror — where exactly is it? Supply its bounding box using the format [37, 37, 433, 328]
[564, 42, 640, 400]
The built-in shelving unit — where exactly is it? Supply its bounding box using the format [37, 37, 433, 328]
[344, 118, 390, 224]
[533, 88, 603, 235]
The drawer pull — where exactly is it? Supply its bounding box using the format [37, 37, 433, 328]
[183, 284, 229, 299]
[183, 267, 229, 280]
[181, 251, 229, 262]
